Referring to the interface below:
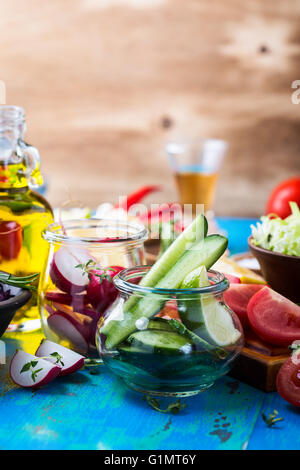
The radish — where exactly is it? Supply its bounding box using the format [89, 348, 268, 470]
[86, 266, 123, 312]
[10, 350, 61, 388]
[50, 247, 93, 294]
[35, 340, 85, 376]
[76, 306, 102, 322]
[47, 311, 89, 355]
[45, 291, 89, 310]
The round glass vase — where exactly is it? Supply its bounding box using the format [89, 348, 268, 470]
[39, 219, 148, 361]
[97, 266, 244, 397]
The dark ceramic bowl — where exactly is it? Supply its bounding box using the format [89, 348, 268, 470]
[0, 284, 32, 337]
[248, 236, 300, 303]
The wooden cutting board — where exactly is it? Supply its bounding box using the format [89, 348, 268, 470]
[145, 246, 288, 392]
[229, 331, 289, 392]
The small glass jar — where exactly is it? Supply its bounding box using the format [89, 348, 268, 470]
[97, 266, 244, 397]
[39, 219, 148, 359]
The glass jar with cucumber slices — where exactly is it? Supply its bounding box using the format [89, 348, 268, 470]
[97, 214, 244, 397]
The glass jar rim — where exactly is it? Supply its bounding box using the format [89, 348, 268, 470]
[43, 218, 148, 247]
[114, 265, 229, 296]
[0, 105, 25, 124]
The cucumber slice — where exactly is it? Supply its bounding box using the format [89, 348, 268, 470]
[179, 266, 241, 347]
[127, 329, 194, 355]
[139, 213, 208, 289]
[122, 214, 208, 313]
[103, 234, 228, 349]
[116, 342, 216, 376]
[148, 319, 175, 332]
[166, 318, 228, 360]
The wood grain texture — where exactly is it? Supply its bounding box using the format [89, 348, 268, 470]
[0, 0, 299, 216]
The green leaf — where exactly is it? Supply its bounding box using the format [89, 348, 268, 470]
[22, 224, 33, 256]
[20, 362, 32, 373]
[31, 368, 43, 382]
[261, 409, 284, 427]
[146, 395, 187, 414]
[50, 352, 64, 366]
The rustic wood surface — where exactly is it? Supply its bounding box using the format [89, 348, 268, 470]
[0, 0, 299, 216]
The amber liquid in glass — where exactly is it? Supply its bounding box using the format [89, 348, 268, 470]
[175, 171, 218, 211]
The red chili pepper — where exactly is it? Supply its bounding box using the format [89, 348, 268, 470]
[115, 185, 161, 211]
[0, 221, 23, 260]
[139, 203, 183, 227]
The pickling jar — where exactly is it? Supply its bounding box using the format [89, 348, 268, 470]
[39, 219, 148, 360]
[97, 266, 244, 397]
[0, 105, 53, 334]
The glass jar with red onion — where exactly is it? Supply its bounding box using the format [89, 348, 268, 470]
[39, 219, 148, 360]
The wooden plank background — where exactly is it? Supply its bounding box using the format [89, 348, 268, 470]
[1, 0, 299, 216]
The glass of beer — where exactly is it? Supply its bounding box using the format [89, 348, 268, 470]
[166, 139, 228, 215]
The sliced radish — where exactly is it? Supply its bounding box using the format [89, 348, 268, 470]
[45, 291, 89, 310]
[75, 306, 102, 322]
[50, 247, 92, 294]
[47, 312, 89, 355]
[10, 350, 61, 388]
[35, 340, 85, 376]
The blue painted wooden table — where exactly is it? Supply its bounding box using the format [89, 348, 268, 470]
[0, 218, 299, 450]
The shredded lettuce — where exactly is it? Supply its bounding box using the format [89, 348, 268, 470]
[251, 201, 300, 257]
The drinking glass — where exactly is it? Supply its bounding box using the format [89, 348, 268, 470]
[166, 139, 228, 215]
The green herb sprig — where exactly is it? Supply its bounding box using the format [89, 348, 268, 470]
[261, 409, 284, 428]
[146, 395, 187, 414]
[0, 272, 39, 291]
[49, 352, 64, 367]
[75, 259, 116, 283]
[20, 360, 43, 383]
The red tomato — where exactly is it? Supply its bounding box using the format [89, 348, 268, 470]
[224, 274, 241, 284]
[223, 284, 264, 328]
[266, 177, 300, 218]
[276, 350, 300, 408]
[247, 287, 300, 346]
[156, 300, 181, 321]
[0, 220, 22, 260]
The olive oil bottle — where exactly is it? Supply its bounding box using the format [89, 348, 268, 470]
[0, 105, 53, 334]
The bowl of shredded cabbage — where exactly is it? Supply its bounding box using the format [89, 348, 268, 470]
[248, 201, 300, 303]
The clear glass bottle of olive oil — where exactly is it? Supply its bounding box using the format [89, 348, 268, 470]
[0, 106, 53, 335]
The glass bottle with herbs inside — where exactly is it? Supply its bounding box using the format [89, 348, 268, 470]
[0, 105, 53, 334]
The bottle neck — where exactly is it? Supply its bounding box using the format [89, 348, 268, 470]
[0, 106, 42, 189]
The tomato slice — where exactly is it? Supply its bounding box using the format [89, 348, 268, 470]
[247, 287, 300, 346]
[223, 284, 264, 328]
[276, 351, 300, 408]
[0, 220, 22, 260]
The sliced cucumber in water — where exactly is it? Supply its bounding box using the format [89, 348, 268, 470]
[122, 213, 208, 314]
[127, 329, 194, 355]
[179, 266, 241, 347]
[135, 214, 208, 290]
[147, 319, 175, 332]
[103, 234, 228, 349]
